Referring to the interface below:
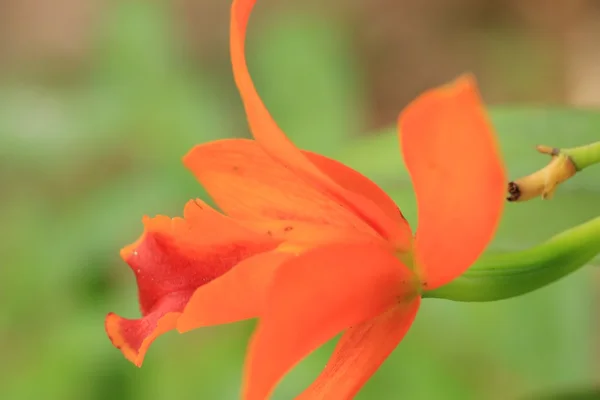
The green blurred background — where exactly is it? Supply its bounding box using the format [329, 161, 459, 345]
[0, 0, 599, 399]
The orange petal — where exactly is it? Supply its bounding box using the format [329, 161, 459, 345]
[304, 151, 409, 231]
[296, 299, 421, 399]
[229, 0, 411, 248]
[184, 139, 379, 238]
[107, 200, 280, 364]
[399, 75, 506, 290]
[242, 243, 414, 400]
[177, 251, 294, 333]
[240, 220, 387, 254]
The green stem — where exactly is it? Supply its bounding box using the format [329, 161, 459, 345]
[423, 216, 600, 302]
[562, 141, 600, 170]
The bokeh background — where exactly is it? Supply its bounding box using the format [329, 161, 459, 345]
[1, 0, 599, 399]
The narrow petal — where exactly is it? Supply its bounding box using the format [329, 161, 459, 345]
[242, 244, 415, 400]
[107, 200, 280, 364]
[229, 0, 412, 248]
[177, 251, 293, 333]
[296, 298, 421, 399]
[399, 75, 506, 289]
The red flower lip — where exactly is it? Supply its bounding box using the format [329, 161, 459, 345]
[105, 199, 286, 367]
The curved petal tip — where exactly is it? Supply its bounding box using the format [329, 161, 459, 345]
[105, 311, 180, 367]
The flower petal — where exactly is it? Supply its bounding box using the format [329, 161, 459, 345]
[105, 294, 185, 367]
[304, 151, 409, 230]
[124, 199, 280, 314]
[399, 75, 506, 290]
[296, 299, 421, 399]
[229, 0, 411, 248]
[184, 139, 379, 237]
[242, 243, 414, 400]
[107, 199, 280, 364]
[177, 251, 293, 333]
[240, 220, 386, 254]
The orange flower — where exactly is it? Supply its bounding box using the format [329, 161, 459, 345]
[106, 1, 505, 398]
[228, 0, 507, 399]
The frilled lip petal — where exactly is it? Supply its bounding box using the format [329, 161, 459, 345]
[229, 0, 412, 249]
[242, 243, 415, 400]
[106, 200, 281, 365]
[105, 295, 187, 367]
[399, 75, 507, 289]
